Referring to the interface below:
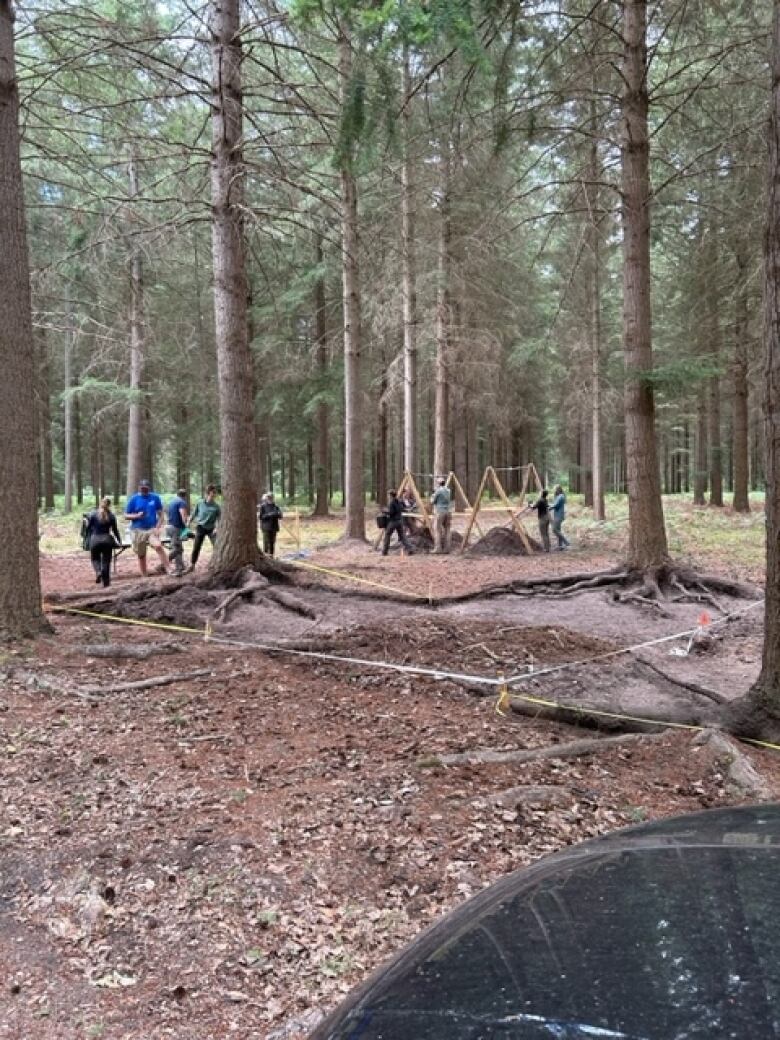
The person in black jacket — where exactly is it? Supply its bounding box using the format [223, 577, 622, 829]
[258, 492, 283, 557]
[525, 488, 551, 552]
[381, 489, 414, 556]
[85, 497, 122, 587]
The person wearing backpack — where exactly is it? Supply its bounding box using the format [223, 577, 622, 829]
[85, 497, 121, 587]
[381, 489, 414, 556]
[258, 492, 283, 557]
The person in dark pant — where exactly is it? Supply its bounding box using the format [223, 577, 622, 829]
[551, 483, 570, 549]
[85, 497, 121, 587]
[526, 488, 551, 552]
[188, 484, 221, 570]
[259, 492, 283, 556]
[166, 488, 189, 576]
[382, 489, 414, 556]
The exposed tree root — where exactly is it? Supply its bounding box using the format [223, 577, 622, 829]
[82, 669, 212, 696]
[634, 656, 727, 705]
[692, 729, 772, 800]
[431, 732, 666, 768]
[211, 567, 318, 623]
[265, 588, 318, 619]
[505, 691, 719, 732]
[212, 569, 271, 621]
[80, 642, 182, 660]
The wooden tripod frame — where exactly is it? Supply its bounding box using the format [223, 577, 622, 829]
[459, 464, 542, 553]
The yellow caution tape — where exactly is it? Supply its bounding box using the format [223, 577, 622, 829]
[44, 602, 780, 753]
[287, 559, 423, 600]
[45, 605, 201, 635]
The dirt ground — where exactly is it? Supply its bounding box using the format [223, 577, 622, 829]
[0, 542, 774, 1039]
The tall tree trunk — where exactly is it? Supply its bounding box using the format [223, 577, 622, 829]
[401, 45, 418, 475]
[287, 449, 296, 501]
[126, 157, 146, 496]
[256, 414, 269, 498]
[74, 394, 83, 505]
[209, 0, 261, 571]
[306, 440, 314, 506]
[466, 409, 478, 500]
[733, 246, 751, 512]
[587, 62, 606, 519]
[693, 388, 708, 504]
[707, 237, 724, 506]
[63, 315, 73, 514]
[37, 328, 54, 509]
[339, 27, 365, 539]
[727, 1, 780, 739]
[377, 365, 388, 502]
[453, 396, 467, 506]
[176, 404, 190, 491]
[433, 142, 451, 477]
[313, 230, 330, 515]
[0, 0, 47, 636]
[620, 0, 668, 570]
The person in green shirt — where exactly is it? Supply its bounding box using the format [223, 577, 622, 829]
[431, 478, 452, 554]
[187, 484, 221, 570]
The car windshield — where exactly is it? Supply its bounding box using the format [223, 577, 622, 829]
[319, 817, 780, 1040]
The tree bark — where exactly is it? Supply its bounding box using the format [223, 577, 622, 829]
[126, 157, 146, 497]
[588, 134, 605, 520]
[707, 234, 724, 506]
[693, 387, 708, 504]
[36, 327, 54, 509]
[313, 230, 330, 515]
[433, 140, 451, 478]
[726, 2, 780, 740]
[401, 45, 418, 475]
[620, 0, 668, 570]
[208, 0, 262, 573]
[0, 0, 48, 637]
[63, 312, 73, 514]
[74, 393, 83, 505]
[339, 26, 365, 540]
[733, 245, 751, 512]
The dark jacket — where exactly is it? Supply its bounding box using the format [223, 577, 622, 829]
[386, 496, 404, 525]
[259, 501, 283, 532]
[86, 509, 121, 548]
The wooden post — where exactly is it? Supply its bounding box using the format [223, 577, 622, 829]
[460, 466, 490, 551]
[488, 466, 532, 552]
[446, 471, 484, 538]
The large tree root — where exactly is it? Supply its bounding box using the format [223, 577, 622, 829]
[506, 691, 720, 732]
[211, 567, 318, 623]
[429, 732, 666, 768]
[635, 656, 727, 705]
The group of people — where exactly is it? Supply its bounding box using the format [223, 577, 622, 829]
[83, 480, 222, 586]
[84, 480, 287, 587]
[378, 478, 570, 557]
[526, 484, 570, 551]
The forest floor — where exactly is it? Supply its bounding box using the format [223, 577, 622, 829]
[2, 497, 775, 1039]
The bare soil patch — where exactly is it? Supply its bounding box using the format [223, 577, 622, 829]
[5, 547, 768, 1039]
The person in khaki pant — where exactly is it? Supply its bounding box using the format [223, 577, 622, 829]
[431, 478, 452, 554]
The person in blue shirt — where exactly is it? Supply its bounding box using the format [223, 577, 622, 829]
[551, 484, 570, 550]
[125, 479, 169, 576]
[165, 488, 190, 577]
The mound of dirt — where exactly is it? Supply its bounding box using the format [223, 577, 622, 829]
[467, 526, 541, 556]
[301, 618, 616, 677]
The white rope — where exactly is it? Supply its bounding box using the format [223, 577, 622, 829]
[204, 598, 764, 690]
